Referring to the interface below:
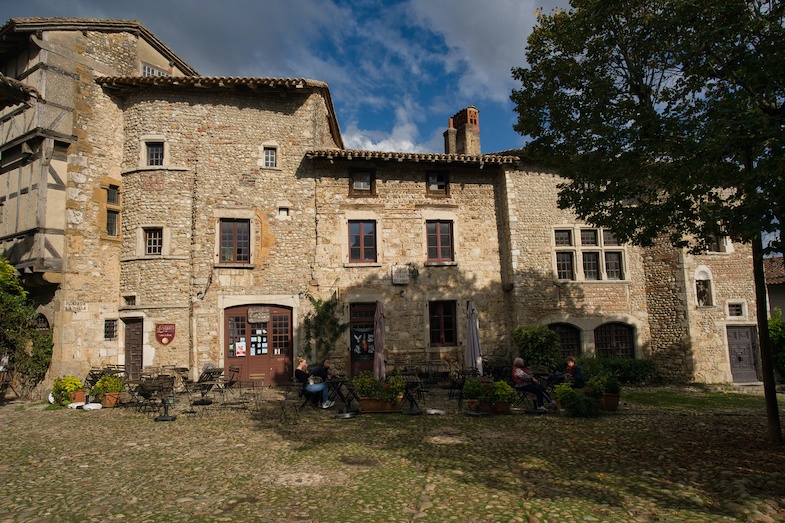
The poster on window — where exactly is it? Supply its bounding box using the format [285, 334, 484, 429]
[351, 326, 374, 361]
[235, 341, 247, 357]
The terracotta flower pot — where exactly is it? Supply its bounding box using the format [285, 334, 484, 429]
[102, 392, 121, 408]
[602, 393, 620, 411]
[359, 397, 402, 413]
[69, 390, 85, 403]
[466, 399, 479, 412]
[495, 400, 511, 414]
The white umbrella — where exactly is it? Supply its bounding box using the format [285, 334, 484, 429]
[373, 301, 386, 381]
[465, 301, 483, 375]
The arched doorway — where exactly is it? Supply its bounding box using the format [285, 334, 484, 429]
[224, 305, 292, 386]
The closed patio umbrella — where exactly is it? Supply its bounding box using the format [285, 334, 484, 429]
[373, 301, 386, 381]
[465, 301, 483, 375]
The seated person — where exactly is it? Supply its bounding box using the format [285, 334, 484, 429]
[512, 358, 547, 412]
[564, 356, 585, 389]
[309, 358, 333, 382]
[294, 357, 334, 409]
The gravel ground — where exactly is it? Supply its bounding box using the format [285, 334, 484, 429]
[0, 386, 783, 523]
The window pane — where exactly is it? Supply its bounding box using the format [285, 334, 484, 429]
[728, 303, 744, 316]
[549, 323, 581, 358]
[554, 229, 572, 246]
[605, 252, 623, 279]
[264, 147, 276, 167]
[429, 301, 456, 346]
[220, 219, 250, 263]
[104, 319, 117, 340]
[351, 172, 373, 195]
[556, 252, 574, 280]
[583, 252, 600, 280]
[595, 323, 634, 358]
[106, 210, 118, 237]
[602, 230, 619, 245]
[349, 220, 376, 262]
[146, 142, 164, 166]
[426, 220, 454, 262]
[145, 228, 163, 255]
[580, 229, 598, 245]
[107, 185, 119, 204]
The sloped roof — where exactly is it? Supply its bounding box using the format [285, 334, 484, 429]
[0, 74, 40, 109]
[0, 18, 198, 76]
[764, 256, 785, 285]
[306, 148, 519, 166]
[96, 76, 343, 149]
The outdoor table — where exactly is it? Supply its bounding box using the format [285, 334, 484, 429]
[327, 378, 360, 414]
[401, 375, 422, 415]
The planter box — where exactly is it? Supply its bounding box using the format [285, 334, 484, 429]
[360, 397, 402, 413]
[102, 392, 121, 408]
[602, 393, 620, 411]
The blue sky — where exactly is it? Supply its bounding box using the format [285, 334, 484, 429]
[0, 0, 568, 154]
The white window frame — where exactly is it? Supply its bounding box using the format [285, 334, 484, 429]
[136, 226, 171, 257]
[258, 142, 281, 170]
[139, 135, 170, 168]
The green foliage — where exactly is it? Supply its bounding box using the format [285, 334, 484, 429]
[463, 377, 513, 403]
[0, 257, 52, 397]
[352, 371, 404, 402]
[554, 382, 600, 418]
[577, 356, 657, 384]
[604, 375, 621, 395]
[585, 375, 607, 400]
[770, 308, 785, 380]
[90, 374, 123, 400]
[302, 295, 348, 362]
[512, 0, 783, 255]
[512, 325, 560, 371]
[52, 376, 82, 406]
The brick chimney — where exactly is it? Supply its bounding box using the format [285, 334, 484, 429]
[443, 106, 480, 155]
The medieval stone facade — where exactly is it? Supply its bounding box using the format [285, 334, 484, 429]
[0, 18, 759, 388]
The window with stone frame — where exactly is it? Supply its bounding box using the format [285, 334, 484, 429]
[141, 63, 171, 77]
[106, 210, 119, 237]
[595, 322, 634, 358]
[145, 228, 163, 255]
[348, 220, 377, 263]
[728, 302, 745, 317]
[426, 172, 449, 197]
[426, 220, 454, 262]
[349, 170, 376, 197]
[220, 218, 251, 264]
[146, 142, 165, 166]
[429, 300, 457, 347]
[104, 319, 118, 340]
[554, 227, 626, 281]
[263, 146, 277, 168]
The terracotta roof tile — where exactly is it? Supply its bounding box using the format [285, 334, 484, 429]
[764, 256, 785, 285]
[306, 148, 519, 165]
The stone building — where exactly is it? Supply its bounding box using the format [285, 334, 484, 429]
[0, 18, 760, 388]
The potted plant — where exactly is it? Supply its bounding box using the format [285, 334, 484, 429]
[352, 371, 404, 413]
[602, 375, 621, 411]
[462, 376, 484, 411]
[91, 374, 124, 407]
[555, 382, 600, 418]
[52, 376, 83, 406]
[492, 380, 515, 414]
[584, 374, 607, 403]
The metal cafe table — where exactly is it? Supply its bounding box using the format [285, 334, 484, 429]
[327, 378, 361, 416]
[400, 375, 423, 415]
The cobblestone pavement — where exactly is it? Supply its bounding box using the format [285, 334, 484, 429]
[1, 386, 783, 523]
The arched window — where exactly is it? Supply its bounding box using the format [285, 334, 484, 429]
[35, 314, 50, 331]
[548, 323, 581, 358]
[695, 266, 714, 307]
[595, 323, 634, 359]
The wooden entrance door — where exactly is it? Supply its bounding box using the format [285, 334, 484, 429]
[224, 305, 292, 386]
[727, 326, 759, 383]
[124, 318, 143, 380]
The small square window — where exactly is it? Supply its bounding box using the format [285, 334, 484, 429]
[104, 319, 118, 340]
[427, 173, 449, 196]
[263, 147, 277, 168]
[146, 142, 164, 166]
[580, 229, 598, 246]
[728, 303, 744, 317]
[603, 230, 619, 246]
[124, 295, 136, 306]
[350, 171, 375, 197]
[555, 230, 573, 246]
[145, 228, 163, 255]
[106, 210, 119, 237]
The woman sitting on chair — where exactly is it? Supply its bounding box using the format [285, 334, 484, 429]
[512, 358, 547, 412]
[294, 357, 334, 409]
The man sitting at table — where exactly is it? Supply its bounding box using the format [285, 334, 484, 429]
[295, 357, 334, 409]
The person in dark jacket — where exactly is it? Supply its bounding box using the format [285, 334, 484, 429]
[294, 357, 333, 408]
[564, 356, 585, 389]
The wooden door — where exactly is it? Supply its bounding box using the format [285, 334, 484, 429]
[727, 326, 759, 383]
[224, 305, 292, 386]
[124, 318, 143, 380]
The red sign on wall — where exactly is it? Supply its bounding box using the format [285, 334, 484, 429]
[155, 323, 176, 345]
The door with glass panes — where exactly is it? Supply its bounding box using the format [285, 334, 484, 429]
[224, 305, 292, 386]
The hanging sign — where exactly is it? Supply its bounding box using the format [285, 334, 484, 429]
[155, 323, 176, 345]
[248, 306, 271, 323]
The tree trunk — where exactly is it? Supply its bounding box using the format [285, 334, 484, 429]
[752, 235, 782, 444]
